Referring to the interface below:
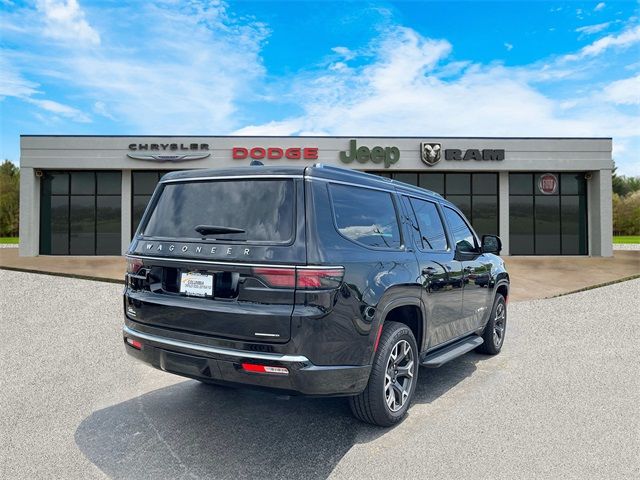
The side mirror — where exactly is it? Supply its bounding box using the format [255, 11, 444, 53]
[481, 235, 502, 254]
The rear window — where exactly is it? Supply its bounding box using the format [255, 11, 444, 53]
[329, 183, 401, 249]
[142, 179, 295, 243]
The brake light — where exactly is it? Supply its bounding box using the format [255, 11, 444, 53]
[126, 257, 144, 274]
[241, 363, 289, 375]
[252, 267, 296, 288]
[126, 337, 143, 350]
[252, 266, 344, 289]
[296, 268, 344, 289]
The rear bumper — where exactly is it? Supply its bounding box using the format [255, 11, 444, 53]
[123, 325, 371, 396]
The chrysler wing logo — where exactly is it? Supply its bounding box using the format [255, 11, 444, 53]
[420, 143, 441, 166]
[127, 153, 211, 162]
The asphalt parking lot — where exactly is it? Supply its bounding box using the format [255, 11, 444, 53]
[1, 270, 639, 480]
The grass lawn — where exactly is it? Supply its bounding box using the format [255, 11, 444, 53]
[613, 236, 640, 244]
[0, 237, 19, 244]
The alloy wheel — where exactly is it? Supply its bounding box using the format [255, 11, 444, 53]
[384, 339, 415, 412]
[493, 302, 506, 348]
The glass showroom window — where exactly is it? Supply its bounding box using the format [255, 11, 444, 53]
[132, 170, 180, 236]
[370, 172, 499, 238]
[40, 171, 122, 255]
[509, 173, 587, 255]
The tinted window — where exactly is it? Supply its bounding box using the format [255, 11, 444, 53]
[419, 174, 444, 194]
[446, 174, 470, 195]
[409, 198, 448, 250]
[330, 184, 401, 249]
[443, 207, 477, 253]
[144, 180, 295, 242]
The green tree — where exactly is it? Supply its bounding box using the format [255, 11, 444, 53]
[0, 160, 20, 237]
[612, 162, 640, 197]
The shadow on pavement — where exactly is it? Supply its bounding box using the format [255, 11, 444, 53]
[75, 354, 485, 480]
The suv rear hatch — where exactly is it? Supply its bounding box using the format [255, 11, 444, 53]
[125, 174, 306, 343]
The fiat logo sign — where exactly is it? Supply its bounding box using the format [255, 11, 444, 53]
[538, 173, 558, 195]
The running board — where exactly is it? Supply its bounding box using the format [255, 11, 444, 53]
[420, 335, 484, 368]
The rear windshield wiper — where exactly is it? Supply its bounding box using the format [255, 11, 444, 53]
[195, 225, 246, 236]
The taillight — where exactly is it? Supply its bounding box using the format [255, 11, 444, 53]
[125, 337, 142, 350]
[127, 257, 144, 274]
[241, 363, 289, 375]
[252, 267, 296, 288]
[296, 268, 344, 289]
[252, 266, 344, 290]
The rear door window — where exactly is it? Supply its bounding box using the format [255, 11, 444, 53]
[329, 184, 401, 249]
[409, 198, 448, 251]
[143, 179, 295, 243]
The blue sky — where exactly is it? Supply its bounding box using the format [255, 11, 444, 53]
[1, 0, 639, 175]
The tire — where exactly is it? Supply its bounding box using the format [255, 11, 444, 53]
[476, 293, 507, 355]
[349, 321, 419, 427]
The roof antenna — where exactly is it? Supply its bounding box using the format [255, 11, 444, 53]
[250, 160, 264, 166]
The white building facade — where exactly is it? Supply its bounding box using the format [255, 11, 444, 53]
[19, 135, 613, 257]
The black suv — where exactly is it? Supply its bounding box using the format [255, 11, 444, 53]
[123, 165, 509, 426]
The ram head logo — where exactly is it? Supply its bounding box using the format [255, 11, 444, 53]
[420, 142, 442, 166]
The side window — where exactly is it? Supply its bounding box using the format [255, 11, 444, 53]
[329, 184, 401, 249]
[409, 198, 448, 251]
[443, 206, 478, 253]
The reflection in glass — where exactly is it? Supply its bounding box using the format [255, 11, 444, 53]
[561, 195, 587, 254]
[145, 180, 295, 242]
[393, 173, 418, 186]
[446, 174, 471, 194]
[330, 184, 401, 248]
[509, 196, 534, 254]
[132, 195, 152, 234]
[409, 198, 448, 250]
[97, 196, 121, 255]
[445, 195, 471, 220]
[133, 172, 161, 196]
[472, 174, 498, 195]
[51, 196, 69, 255]
[71, 172, 95, 195]
[97, 172, 122, 195]
[419, 174, 444, 194]
[509, 173, 532, 195]
[443, 206, 477, 252]
[70, 196, 95, 254]
[472, 196, 498, 238]
[534, 196, 560, 254]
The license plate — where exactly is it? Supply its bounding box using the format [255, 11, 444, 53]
[180, 272, 214, 297]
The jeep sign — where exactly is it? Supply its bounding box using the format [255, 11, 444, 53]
[339, 139, 400, 168]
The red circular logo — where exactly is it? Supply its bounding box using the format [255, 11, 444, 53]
[538, 173, 558, 195]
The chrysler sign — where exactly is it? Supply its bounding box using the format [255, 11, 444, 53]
[127, 142, 210, 162]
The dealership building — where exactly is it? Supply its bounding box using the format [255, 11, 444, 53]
[19, 135, 613, 257]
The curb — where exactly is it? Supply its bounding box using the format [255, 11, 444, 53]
[0, 266, 123, 285]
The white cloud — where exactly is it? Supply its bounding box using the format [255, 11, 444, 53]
[603, 75, 640, 105]
[563, 24, 640, 61]
[24, 97, 91, 122]
[231, 26, 639, 175]
[504, 42, 513, 51]
[3, 1, 269, 132]
[595, 3, 606, 12]
[36, 0, 100, 46]
[576, 22, 611, 35]
[0, 56, 40, 98]
[332, 46, 356, 61]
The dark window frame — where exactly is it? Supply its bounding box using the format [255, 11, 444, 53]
[442, 205, 481, 253]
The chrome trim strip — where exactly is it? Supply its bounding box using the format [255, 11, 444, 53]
[125, 254, 343, 270]
[305, 176, 395, 193]
[123, 325, 309, 362]
[161, 174, 303, 184]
